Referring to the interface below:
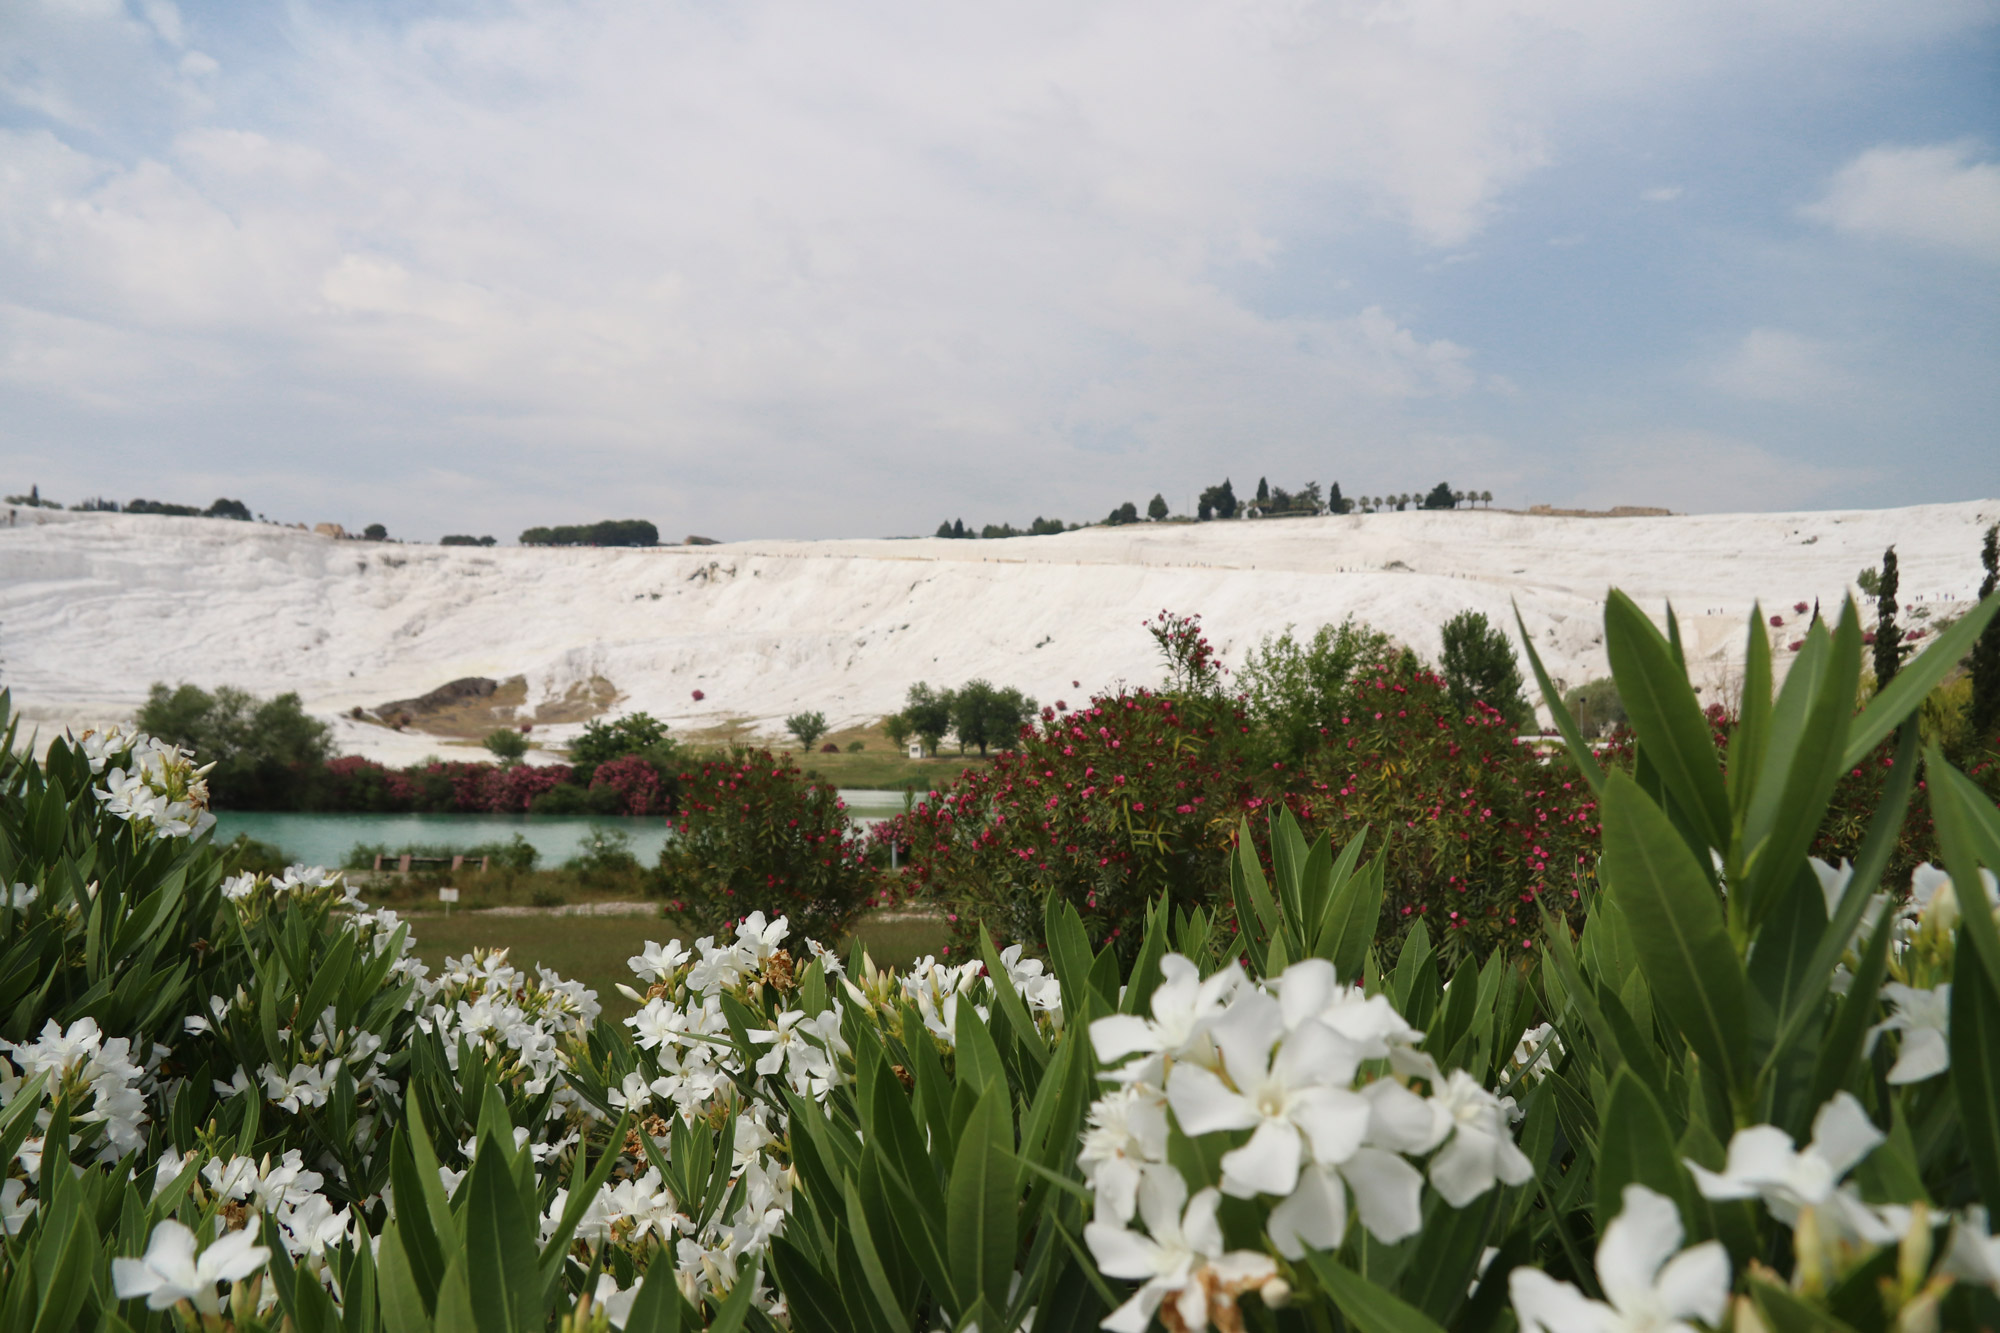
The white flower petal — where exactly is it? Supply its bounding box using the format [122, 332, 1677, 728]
[1652, 1241, 1731, 1325]
[1268, 1164, 1346, 1260]
[1219, 1119, 1304, 1199]
[1809, 1092, 1885, 1179]
[1595, 1185, 1683, 1311]
[1340, 1146, 1426, 1244]
[1166, 1063, 1258, 1136]
[1509, 1267, 1614, 1333]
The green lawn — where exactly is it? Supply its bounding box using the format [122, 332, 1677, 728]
[406, 910, 950, 1022]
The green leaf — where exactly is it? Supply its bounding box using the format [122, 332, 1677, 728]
[1845, 589, 2000, 769]
[706, 1259, 763, 1333]
[1728, 604, 1774, 825]
[375, 1220, 432, 1333]
[621, 1254, 686, 1333]
[1603, 591, 1731, 858]
[1514, 600, 1606, 797]
[1305, 1252, 1450, 1333]
[1951, 933, 2000, 1209]
[1749, 1273, 1865, 1333]
[1594, 1069, 1691, 1228]
[980, 925, 1048, 1071]
[1739, 605, 1863, 930]
[1925, 754, 2000, 998]
[1599, 770, 1750, 1097]
[841, 1177, 914, 1333]
[946, 1082, 1016, 1325]
[1805, 902, 1896, 1129]
[1315, 842, 1383, 983]
[464, 1140, 539, 1333]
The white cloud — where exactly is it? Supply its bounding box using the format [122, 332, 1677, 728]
[1641, 186, 1683, 202]
[0, 1, 1991, 536]
[1709, 329, 1848, 403]
[1804, 141, 2000, 262]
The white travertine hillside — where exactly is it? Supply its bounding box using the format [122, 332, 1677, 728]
[2, 502, 1994, 763]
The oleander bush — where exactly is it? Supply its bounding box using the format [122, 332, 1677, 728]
[5, 587, 2000, 1333]
[655, 747, 882, 942]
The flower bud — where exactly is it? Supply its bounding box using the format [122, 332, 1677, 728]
[1258, 1276, 1292, 1308]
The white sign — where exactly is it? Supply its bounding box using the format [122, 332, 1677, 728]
[437, 888, 460, 903]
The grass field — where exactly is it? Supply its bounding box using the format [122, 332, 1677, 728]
[679, 716, 990, 790]
[406, 908, 950, 1022]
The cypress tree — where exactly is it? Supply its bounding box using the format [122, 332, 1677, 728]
[1329, 482, 1344, 514]
[1973, 522, 2000, 743]
[1256, 477, 1270, 504]
[1872, 545, 1902, 692]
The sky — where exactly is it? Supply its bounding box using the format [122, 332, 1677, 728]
[1, 0, 1997, 542]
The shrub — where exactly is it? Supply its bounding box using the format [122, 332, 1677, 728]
[568, 711, 673, 766]
[656, 747, 879, 940]
[896, 686, 1257, 951]
[518, 518, 658, 547]
[1238, 617, 1395, 762]
[1560, 673, 1627, 736]
[439, 533, 496, 546]
[482, 726, 530, 763]
[584, 754, 666, 814]
[136, 682, 334, 809]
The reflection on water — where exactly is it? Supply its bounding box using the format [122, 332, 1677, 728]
[213, 789, 908, 868]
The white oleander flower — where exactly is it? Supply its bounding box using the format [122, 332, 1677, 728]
[1421, 1070, 1536, 1207]
[1274, 958, 1425, 1059]
[0, 1178, 36, 1234]
[629, 939, 690, 981]
[1511, 1185, 1729, 1333]
[593, 1273, 638, 1329]
[1866, 983, 1949, 1084]
[1687, 1092, 1882, 1227]
[1084, 1167, 1277, 1333]
[1090, 954, 1242, 1071]
[1945, 1207, 2000, 1295]
[1511, 1024, 1561, 1083]
[1164, 990, 1370, 1200]
[1078, 1084, 1170, 1225]
[111, 1219, 269, 1313]
[4, 883, 35, 910]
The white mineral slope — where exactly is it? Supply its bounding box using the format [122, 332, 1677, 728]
[2, 502, 1994, 764]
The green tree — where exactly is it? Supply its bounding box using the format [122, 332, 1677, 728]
[1328, 481, 1345, 513]
[568, 712, 674, 766]
[948, 680, 1037, 755]
[1239, 618, 1395, 761]
[1873, 544, 1903, 691]
[1423, 482, 1456, 509]
[1105, 501, 1139, 525]
[136, 682, 335, 808]
[903, 682, 954, 754]
[1973, 523, 2000, 742]
[482, 727, 530, 764]
[1146, 493, 1169, 521]
[785, 710, 830, 750]
[1255, 476, 1270, 503]
[362, 523, 388, 540]
[882, 712, 912, 750]
[1197, 479, 1237, 519]
[1856, 564, 1882, 597]
[1560, 675, 1628, 737]
[1438, 609, 1532, 729]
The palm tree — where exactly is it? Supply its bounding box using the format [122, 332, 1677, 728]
[1452, 490, 1466, 508]
[1481, 490, 1493, 507]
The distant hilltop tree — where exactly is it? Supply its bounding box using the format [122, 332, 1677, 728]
[1329, 482, 1346, 514]
[1104, 500, 1139, 526]
[4, 485, 61, 509]
[71, 497, 120, 512]
[1147, 493, 1169, 521]
[441, 534, 497, 546]
[115, 497, 253, 520]
[362, 523, 388, 541]
[940, 516, 1070, 538]
[519, 519, 659, 547]
[1197, 478, 1238, 520]
[1422, 481, 1457, 510]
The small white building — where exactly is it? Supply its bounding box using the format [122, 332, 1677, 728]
[907, 740, 924, 760]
